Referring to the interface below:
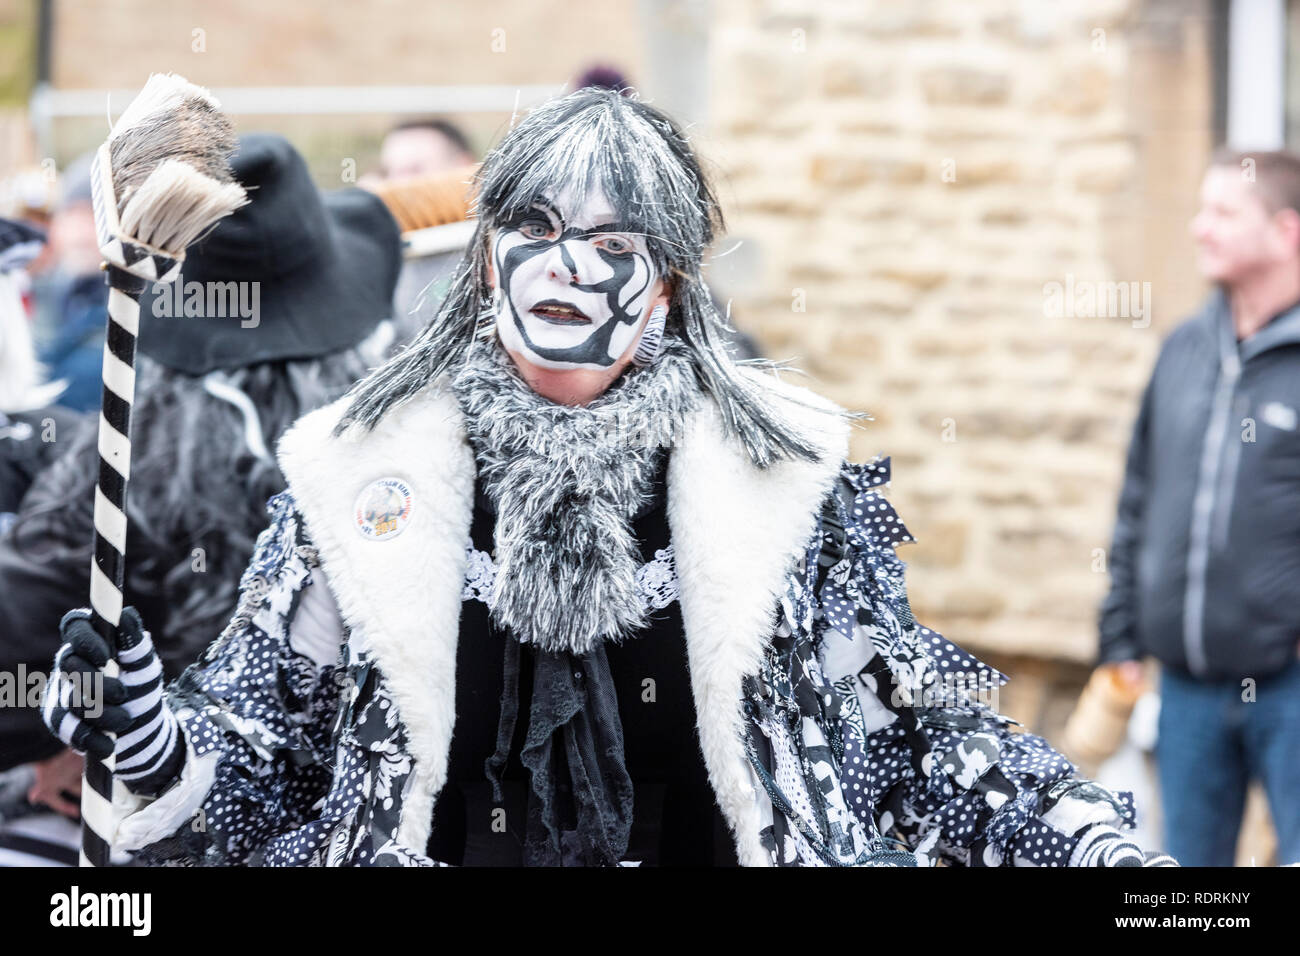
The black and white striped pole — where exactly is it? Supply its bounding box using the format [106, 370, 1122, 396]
[79, 74, 245, 866]
[81, 144, 184, 867]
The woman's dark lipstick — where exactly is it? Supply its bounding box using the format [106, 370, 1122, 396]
[530, 299, 592, 325]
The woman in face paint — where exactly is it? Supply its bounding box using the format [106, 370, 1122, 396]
[341, 86, 824, 470]
[488, 182, 671, 406]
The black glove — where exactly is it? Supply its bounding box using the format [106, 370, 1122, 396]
[41, 607, 184, 796]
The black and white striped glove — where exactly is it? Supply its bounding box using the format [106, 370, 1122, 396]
[1071, 824, 1179, 867]
[42, 607, 185, 796]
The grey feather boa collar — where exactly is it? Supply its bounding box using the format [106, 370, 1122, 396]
[449, 334, 704, 654]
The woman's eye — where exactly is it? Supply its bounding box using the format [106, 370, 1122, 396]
[597, 236, 632, 254]
[519, 220, 552, 239]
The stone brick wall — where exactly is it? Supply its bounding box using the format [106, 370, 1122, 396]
[48, 0, 644, 89]
[39, 0, 646, 175]
[703, 0, 1215, 667]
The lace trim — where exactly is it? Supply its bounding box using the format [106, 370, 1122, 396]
[636, 546, 678, 610]
[461, 540, 679, 611]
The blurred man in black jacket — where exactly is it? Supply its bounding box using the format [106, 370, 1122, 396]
[1099, 149, 1300, 866]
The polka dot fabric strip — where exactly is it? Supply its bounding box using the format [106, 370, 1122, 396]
[741, 457, 1163, 867]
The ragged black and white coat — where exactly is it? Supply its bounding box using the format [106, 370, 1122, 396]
[107, 368, 1171, 867]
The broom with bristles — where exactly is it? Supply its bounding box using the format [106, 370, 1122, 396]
[365, 164, 479, 258]
[80, 73, 246, 867]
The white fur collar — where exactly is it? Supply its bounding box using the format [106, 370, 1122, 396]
[276, 368, 849, 864]
[668, 369, 849, 863]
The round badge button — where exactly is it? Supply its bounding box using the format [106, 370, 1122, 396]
[354, 477, 414, 541]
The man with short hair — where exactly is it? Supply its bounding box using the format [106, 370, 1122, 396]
[1099, 148, 1300, 866]
[377, 118, 475, 180]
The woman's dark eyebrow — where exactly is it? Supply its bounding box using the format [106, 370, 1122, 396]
[528, 198, 562, 223]
[533, 196, 629, 235]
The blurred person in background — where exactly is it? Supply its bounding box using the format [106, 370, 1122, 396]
[375, 118, 475, 181]
[0, 218, 86, 535]
[0, 133, 399, 865]
[365, 118, 479, 348]
[27, 155, 108, 414]
[0, 216, 87, 865]
[1098, 149, 1300, 866]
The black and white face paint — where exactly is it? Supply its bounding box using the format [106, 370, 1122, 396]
[492, 184, 660, 370]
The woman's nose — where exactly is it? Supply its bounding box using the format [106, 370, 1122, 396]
[546, 241, 580, 283]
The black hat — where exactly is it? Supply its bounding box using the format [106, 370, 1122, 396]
[137, 133, 401, 374]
